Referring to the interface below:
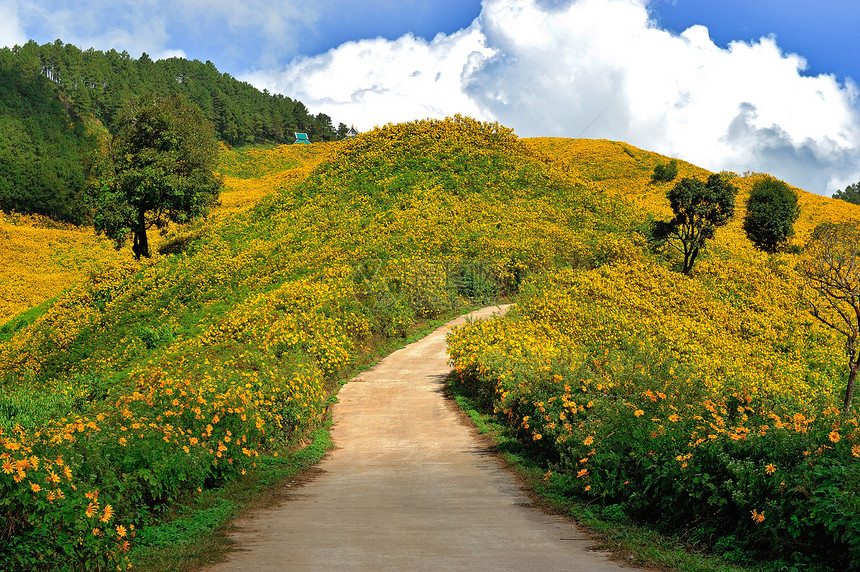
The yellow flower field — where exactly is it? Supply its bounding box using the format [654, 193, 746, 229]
[3, 117, 860, 568]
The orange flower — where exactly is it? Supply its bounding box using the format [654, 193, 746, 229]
[101, 504, 114, 523]
[634, 409, 645, 417]
[116, 524, 127, 537]
[750, 509, 765, 523]
[30, 482, 41, 493]
[583, 435, 594, 446]
[765, 463, 777, 475]
[577, 468, 589, 478]
[828, 430, 841, 443]
[85, 502, 99, 518]
[1, 459, 13, 474]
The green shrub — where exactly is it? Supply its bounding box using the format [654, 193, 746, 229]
[651, 159, 678, 183]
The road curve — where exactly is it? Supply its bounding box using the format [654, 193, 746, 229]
[206, 305, 639, 571]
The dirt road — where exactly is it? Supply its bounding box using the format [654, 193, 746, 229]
[206, 306, 638, 571]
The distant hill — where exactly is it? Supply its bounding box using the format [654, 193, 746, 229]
[0, 39, 347, 223]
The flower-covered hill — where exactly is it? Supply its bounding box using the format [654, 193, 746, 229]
[0, 117, 630, 569]
[449, 136, 860, 568]
[0, 142, 333, 329]
[0, 212, 133, 327]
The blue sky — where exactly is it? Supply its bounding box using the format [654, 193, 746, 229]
[1, 0, 859, 195]
[653, 0, 857, 81]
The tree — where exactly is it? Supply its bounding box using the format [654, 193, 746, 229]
[743, 176, 800, 253]
[650, 174, 737, 275]
[651, 159, 678, 183]
[833, 181, 860, 205]
[798, 223, 860, 413]
[90, 93, 222, 258]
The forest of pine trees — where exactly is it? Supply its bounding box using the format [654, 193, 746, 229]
[0, 39, 348, 223]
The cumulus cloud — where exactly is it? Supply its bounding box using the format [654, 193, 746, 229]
[0, 1, 28, 48]
[247, 0, 860, 195]
[243, 23, 496, 127]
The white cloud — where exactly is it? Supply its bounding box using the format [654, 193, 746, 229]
[246, 0, 860, 195]
[0, 1, 27, 48]
[242, 23, 496, 127]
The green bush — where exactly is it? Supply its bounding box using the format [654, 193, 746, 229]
[651, 159, 678, 183]
[743, 177, 800, 253]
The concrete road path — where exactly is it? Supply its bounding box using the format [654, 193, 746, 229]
[207, 306, 638, 571]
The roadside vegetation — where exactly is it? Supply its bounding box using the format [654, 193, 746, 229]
[449, 138, 860, 571]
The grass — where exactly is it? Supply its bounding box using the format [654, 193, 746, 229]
[0, 294, 58, 343]
[446, 376, 780, 572]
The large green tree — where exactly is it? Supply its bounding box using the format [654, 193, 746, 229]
[91, 93, 222, 258]
[743, 177, 800, 253]
[651, 174, 737, 275]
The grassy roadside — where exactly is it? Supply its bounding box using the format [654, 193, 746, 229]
[446, 378, 775, 572]
[129, 308, 478, 571]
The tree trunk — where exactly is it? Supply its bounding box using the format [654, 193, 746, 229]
[683, 246, 698, 275]
[845, 363, 858, 414]
[131, 209, 150, 259]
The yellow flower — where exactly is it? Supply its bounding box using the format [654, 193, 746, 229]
[828, 430, 841, 443]
[634, 409, 645, 417]
[30, 482, 41, 493]
[100, 504, 114, 523]
[583, 435, 594, 446]
[765, 463, 777, 475]
[85, 502, 99, 518]
[750, 509, 765, 523]
[577, 468, 589, 478]
[116, 524, 127, 537]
